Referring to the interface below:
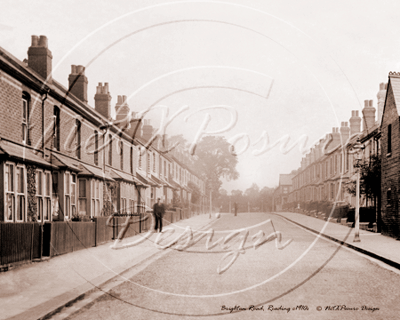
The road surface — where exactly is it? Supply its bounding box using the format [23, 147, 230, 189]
[50, 212, 400, 319]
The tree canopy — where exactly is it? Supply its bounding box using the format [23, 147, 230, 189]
[215, 185, 275, 213]
[192, 136, 239, 198]
[345, 154, 381, 207]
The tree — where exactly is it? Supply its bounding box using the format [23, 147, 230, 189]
[231, 190, 243, 197]
[168, 134, 188, 150]
[345, 154, 381, 207]
[188, 181, 201, 204]
[193, 136, 239, 198]
[245, 183, 260, 200]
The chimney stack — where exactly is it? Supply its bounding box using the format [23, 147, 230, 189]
[129, 115, 143, 139]
[115, 95, 130, 122]
[340, 121, 350, 144]
[27, 35, 52, 81]
[142, 119, 153, 142]
[310, 148, 315, 164]
[162, 134, 169, 149]
[377, 82, 387, 125]
[331, 127, 341, 148]
[362, 100, 376, 132]
[94, 82, 112, 119]
[349, 110, 361, 135]
[68, 65, 88, 103]
[314, 142, 320, 160]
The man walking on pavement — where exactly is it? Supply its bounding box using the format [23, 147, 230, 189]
[153, 198, 165, 233]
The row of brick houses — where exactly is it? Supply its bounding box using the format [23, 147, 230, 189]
[276, 72, 400, 239]
[0, 35, 206, 225]
[274, 80, 400, 236]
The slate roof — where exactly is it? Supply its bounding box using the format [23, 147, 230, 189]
[52, 153, 81, 172]
[0, 140, 57, 169]
[80, 164, 114, 181]
[389, 74, 400, 116]
[111, 168, 144, 185]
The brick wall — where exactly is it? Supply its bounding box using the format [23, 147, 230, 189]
[0, 72, 24, 142]
[381, 82, 400, 238]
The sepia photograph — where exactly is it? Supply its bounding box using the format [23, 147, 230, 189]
[0, 0, 399, 319]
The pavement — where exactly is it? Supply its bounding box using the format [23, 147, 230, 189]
[273, 211, 400, 270]
[0, 213, 218, 320]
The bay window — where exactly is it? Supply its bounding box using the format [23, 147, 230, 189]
[91, 180, 100, 217]
[79, 178, 87, 215]
[129, 199, 136, 214]
[5, 163, 15, 221]
[36, 170, 51, 222]
[4, 163, 26, 222]
[121, 197, 127, 214]
[64, 172, 76, 218]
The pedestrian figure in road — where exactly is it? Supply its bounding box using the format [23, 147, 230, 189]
[234, 202, 238, 216]
[153, 198, 165, 233]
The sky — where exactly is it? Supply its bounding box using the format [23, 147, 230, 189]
[1, 0, 399, 194]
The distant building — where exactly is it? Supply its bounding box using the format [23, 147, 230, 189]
[273, 173, 295, 211]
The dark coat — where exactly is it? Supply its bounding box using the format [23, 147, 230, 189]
[153, 203, 165, 217]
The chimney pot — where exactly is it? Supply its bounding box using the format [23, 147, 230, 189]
[364, 100, 368, 107]
[71, 65, 77, 74]
[38, 35, 48, 48]
[31, 35, 39, 47]
[76, 65, 85, 74]
[117, 95, 123, 104]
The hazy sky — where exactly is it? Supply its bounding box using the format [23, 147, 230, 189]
[1, 0, 399, 193]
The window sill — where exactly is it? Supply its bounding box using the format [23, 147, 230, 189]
[387, 153, 392, 157]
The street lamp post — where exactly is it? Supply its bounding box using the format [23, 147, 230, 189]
[209, 191, 212, 219]
[350, 138, 364, 243]
[354, 164, 361, 242]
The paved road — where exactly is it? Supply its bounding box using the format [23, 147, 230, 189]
[54, 212, 400, 319]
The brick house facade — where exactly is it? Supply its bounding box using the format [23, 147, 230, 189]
[288, 84, 384, 220]
[0, 35, 206, 223]
[380, 73, 400, 238]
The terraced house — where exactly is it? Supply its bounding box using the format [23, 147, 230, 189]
[0, 35, 206, 267]
[285, 83, 385, 228]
